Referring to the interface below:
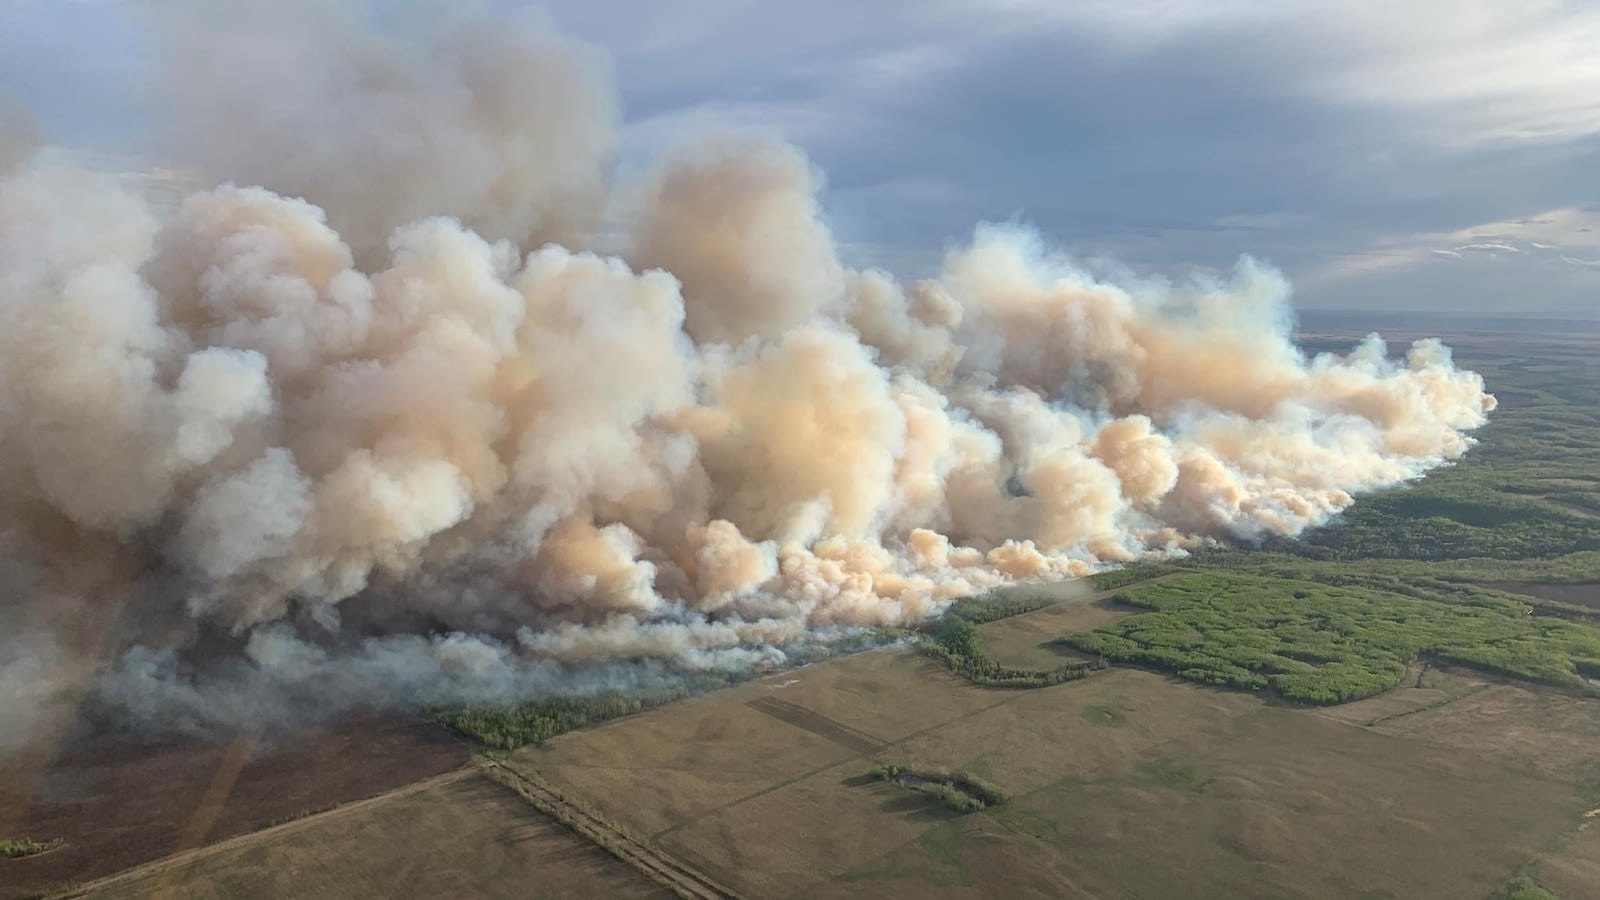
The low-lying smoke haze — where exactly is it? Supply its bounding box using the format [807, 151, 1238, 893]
[0, 4, 1495, 751]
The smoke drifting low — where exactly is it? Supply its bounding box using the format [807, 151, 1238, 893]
[0, 6, 1493, 748]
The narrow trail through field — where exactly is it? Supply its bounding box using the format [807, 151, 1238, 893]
[481, 759, 746, 900]
[54, 768, 476, 898]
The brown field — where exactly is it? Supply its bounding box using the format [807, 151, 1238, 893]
[1485, 581, 1600, 610]
[1, 717, 468, 900]
[80, 770, 668, 900]
[1310, 663, 1490, 727]
[1371, 680, 1600, 787]
[512, 644, 1600, 899]
[975, 596, 1132, 670]
[1539, 811, 1600, 898]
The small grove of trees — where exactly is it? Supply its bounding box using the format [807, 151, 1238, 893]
[867, 764, 1006, 813]
[919, 618, 1107, 688]
[437, 694, 650, 749]
[1, 837, 64, 859]
[435, 671, 749, 749]
[1496, 874, 1559, 900]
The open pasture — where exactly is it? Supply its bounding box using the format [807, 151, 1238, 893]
[513, 641, 1598, 899]
[81, 771, 667, 900]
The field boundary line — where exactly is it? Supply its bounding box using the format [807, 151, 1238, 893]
[54, 767, 476, 898]
[483, 758, 746, 900]
[1361, 682, 1496, 728]
[744, 696, 889, 754]
[651, 655, 1035, 842]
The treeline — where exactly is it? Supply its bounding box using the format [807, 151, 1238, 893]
[1281, 391, 1600, 562]
[438, 693, 661, 749]
[920, 618, 1105, 688]
[867, 763, 1006, 814]
[1184, 547, 1600, 589]
[1059, 355, 1600, 704]
[1292, 510, 1600, 562]
[1089, 562, 1185, 592]
[1062, 572, 1600, 705]
[940, 591, 1058, 624]
[436, 672, 743, 749]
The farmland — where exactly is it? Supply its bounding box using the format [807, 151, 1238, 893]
[0, 718, 468, 900]
[81, 771, 668, 900]
[508, 649, 1593, 899]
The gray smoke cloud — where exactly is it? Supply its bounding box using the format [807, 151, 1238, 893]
[0, 4, 1494, 750]
[0, 94, 40, 173]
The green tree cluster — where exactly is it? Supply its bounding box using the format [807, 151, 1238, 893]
[1, 838, 63, 859]
[867, 763, 1006, 813]
[1065, 573, 1600, 704]
[920, 617, 1105, 688]
[435, 671, 743, 749]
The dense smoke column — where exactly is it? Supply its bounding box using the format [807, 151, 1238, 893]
[0, 6, 1494, 744]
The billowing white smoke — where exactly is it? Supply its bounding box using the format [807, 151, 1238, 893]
[0, 7, 1493, 746]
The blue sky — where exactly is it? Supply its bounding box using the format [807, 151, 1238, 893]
[3, 0, 1598, 315]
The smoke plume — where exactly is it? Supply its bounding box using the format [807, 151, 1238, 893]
[0, 5, 1494, 748]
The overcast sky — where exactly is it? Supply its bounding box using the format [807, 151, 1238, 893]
[3, 0, 1597, 316]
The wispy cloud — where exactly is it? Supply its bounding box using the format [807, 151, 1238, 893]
[1302, 206, 1600, 295]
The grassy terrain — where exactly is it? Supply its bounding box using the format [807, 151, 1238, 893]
[83, 773, 667, 900]
[866, 764, 1008, 813]
[1, 718, 468, 900]
[511, 654, 1587, 899]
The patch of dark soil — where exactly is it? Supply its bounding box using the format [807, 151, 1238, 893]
[0, 716, 468, 900]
